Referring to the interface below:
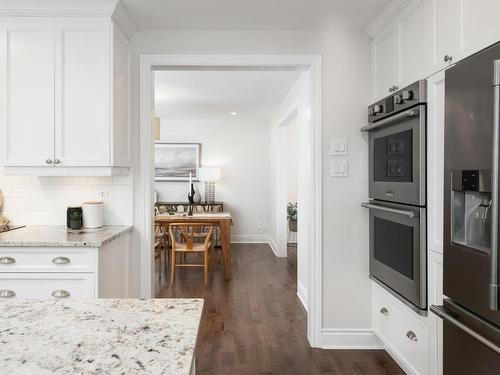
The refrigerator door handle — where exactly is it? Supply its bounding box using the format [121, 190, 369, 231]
[490, 60, 500, 311]
[430, 305, 500, 355]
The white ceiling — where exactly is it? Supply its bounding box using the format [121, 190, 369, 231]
[121, 0, 390, 31]
[154, 70, 302, 120]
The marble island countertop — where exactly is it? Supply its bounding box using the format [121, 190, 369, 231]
[0, 225, 132, 247]
[0, 298, 204, 375]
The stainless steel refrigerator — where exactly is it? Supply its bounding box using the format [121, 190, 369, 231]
[430, 44, 500, 373]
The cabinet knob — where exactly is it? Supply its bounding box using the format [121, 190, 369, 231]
[444, 55, 453, 63]
[406, 330, 418, 342]
[380, 307, 389, 316]
[0, 256, 16, 264]
[54, 159, 61, 165]
[45, 158, 53, 165]
[52, 256, 70, 265]
[52, 290, 71, 298]
[0, 289, 16, 298]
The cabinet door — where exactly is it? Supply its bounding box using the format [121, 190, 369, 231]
[54, 19, 110, 167]
[453, 0, 500, 61]
[398, 0, 432, 86]
[429, 0, 454, 71]
[0, 21, 55, 166]
[427, 70, 445, 254]
[372, 24, 399, 100]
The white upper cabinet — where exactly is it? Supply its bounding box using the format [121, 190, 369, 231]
[372, 24, 400, 99]
[55, 19, 110, 167]
[369, 0, 500, 101]
[452, 0, 500, 60]
[0, 21, 55, 167]
[0, 12, 132, 175]
[430, 0, 454, 70]
[398, 0, 432, 87]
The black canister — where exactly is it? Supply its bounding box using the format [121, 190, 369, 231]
[67, 206, 83, 230]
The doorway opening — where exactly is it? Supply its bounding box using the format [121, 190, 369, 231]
[138, 55, 322, 346]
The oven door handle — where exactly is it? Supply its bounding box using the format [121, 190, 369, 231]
[491, 60, 500, 310]
[430, 305, 500, 355]
[361, 202, 415, 218]
[361, 109, 419, 132]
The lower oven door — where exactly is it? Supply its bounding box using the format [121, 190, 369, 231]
[362, 200, 427, 312]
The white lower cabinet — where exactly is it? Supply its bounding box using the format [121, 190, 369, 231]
[373, 283, 430, 375]
[0, 272, 95, 299]
[0, 235, 130, 299]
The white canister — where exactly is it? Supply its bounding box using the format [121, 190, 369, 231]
[82, 201, 104, 229]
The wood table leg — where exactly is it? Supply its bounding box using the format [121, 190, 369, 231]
[220, 219, 231, 280]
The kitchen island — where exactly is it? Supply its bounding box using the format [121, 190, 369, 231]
[0, 298, 203, 374]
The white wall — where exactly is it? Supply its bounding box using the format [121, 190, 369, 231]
[0, 174, 133, 226]
[156, 118, 271, 240]
[131, 29, 371, 342]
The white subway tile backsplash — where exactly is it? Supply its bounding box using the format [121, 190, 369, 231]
[0, 174, 133, 226]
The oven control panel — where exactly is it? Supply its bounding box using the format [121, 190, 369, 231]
[368, 80, 427, 123]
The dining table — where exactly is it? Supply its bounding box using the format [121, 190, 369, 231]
[155, 212, 233, 280]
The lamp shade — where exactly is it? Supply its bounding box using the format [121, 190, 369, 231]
[198, 167, 221, 182]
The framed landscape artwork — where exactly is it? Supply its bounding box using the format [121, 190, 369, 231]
[155, 142, 201, 181]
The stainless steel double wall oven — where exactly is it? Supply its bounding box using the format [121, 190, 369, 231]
[362, 80, 427, 314]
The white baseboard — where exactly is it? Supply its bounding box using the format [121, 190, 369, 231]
[320, 329, 383, 349]
[231, 234, 272, 244]
[268, 237, 279, 257]
[297, 281, 308, 311]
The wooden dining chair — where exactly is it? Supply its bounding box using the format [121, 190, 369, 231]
[169, 223, 214, 286]
[154, 223, 168, 279]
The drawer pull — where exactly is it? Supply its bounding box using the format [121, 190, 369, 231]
[51, 290, 70, 298]
[0, 289, 16, 298]
[380, 307, 389, 316]
[0, 256, 16, 264]
[406, 330, 418, 342]
[52, 256, 70, 265]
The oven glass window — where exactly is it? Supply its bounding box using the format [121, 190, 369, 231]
[374, 217, 414, 279]
[373, 129, 413, 182]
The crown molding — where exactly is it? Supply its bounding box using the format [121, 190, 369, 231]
[0, 0, 117, 17]
[112, 1, 138, 39]
[365, 0, 414, 38]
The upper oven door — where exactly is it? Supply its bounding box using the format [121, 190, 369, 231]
[363, 200, 427, 311]
[367, 105, 426, 206]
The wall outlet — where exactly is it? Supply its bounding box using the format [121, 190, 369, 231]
[258, 222, 266, 231]
[329, 138, 348, 156]
[330, 159, 348, 177]
[98, 191, 109, 206]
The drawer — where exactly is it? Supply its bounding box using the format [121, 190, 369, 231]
[374, 286, 429, 375]
[0, 247, 96, 273]
[0, 273, 95, 299]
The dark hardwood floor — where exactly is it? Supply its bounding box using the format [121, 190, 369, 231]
[155, 243, 404, 375]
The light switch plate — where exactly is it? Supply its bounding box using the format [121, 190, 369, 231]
[329, 138, 348, 156]
[330, 158, 348, 177]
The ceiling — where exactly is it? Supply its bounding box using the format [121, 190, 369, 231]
[154, 70, 302, 120]
[121, 0, 390, 31]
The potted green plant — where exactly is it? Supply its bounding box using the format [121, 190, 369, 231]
[69, 211, 82, 230]
[287, 202, 297, 232]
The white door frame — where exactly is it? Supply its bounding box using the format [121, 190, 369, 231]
[138, 54, 323, 347]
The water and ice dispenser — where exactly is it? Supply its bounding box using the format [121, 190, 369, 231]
[451, 170, 492, 251]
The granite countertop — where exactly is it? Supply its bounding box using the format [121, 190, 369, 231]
[0, 225, 133, 247]
[0, 298, 204, 375]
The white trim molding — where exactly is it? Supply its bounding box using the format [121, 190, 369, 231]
[320, 329, 383, 350]
[365, 0, 414, 38]
[297, 281, 308, 312]
[138, 54, 322, 348]
[230, 234, 273, 244]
